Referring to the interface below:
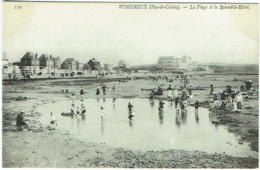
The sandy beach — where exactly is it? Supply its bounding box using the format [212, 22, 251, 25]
[2, 74, 259, 168]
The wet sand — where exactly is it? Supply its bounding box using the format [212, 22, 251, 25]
[2, 74, 259, 168]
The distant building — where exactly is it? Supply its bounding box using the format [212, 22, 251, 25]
[104, 64, 113, 72]
[2, 52, 9, 67]
[61, 58, 77, 70]
[39, 54, 54, 69]
[83, 63, 92, 74]
[118, 60, 129, 68]
[61, 62, 70, 70]
[156, 56, 197, 70]
[76, 61, 84, 71]
[20, 52, 40, 74]
[21, 52, 40, 67]
[52, 56, 61, 69]
[88, 58, 101, 70]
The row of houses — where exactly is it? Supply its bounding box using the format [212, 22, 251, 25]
[3, 52, 114, 74]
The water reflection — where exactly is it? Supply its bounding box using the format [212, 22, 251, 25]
[101, 119, 104, 135]
[37, 98, 258, 158]
[113, 98, 116, 109]
[103, 98, 106, 103]
[81, 114, 86, 121]
[97, 98, 100, 103]
[209, 112, 218, 129]
[129, 120, 133, 128]
[158, 111, 164, 125]
[150, 100, 155, 107]
[76, 116, 80, 129]
[195, 111, 199, 125]
[181, 109, 187, 125]
[175, 111, 181, 128]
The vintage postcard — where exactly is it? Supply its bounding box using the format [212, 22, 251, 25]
[2, 1, 259, 168]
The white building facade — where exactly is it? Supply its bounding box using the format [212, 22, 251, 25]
[156, 56, 197, 70]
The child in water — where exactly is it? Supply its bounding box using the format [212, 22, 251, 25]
[128, 102, 133, 113]
[194, 101, 199, 113]
[50, 112, 58, 130]
[112, 98, 116, 107]
[76, 106, 80, 114]
[81, 103, 86, 115]
[71, 103, 75, 116]
[128, 111, 135, 121]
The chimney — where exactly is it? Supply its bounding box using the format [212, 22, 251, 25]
[35, 53, 38, 58]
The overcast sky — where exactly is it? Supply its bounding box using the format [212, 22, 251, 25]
[2, 2, 259, 66]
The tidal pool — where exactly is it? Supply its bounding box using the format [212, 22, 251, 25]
[37, 98, 258, 158]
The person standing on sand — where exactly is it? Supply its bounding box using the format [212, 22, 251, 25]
[102, 84, 106, 95]
[236, 92, 243, 111]
[96, 83, 100, 95]
[80, 87, 84, 95]
[50, 112, 58, 130]
[112, 84, 116, 91]
[210, 84, 214, 95]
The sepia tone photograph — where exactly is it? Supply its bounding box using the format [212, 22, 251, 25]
[2, 2, 259, 168]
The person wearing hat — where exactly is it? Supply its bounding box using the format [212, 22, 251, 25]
[16, 112, 29, 131]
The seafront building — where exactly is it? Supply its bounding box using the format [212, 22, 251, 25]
[156, 56, 197, 71]
[118, 60, 129, 68]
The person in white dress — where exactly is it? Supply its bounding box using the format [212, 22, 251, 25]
[50, 112, 58, 130]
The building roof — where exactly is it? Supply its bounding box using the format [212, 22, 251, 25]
[39, 54, 51, 60]
[158, 56, 175, 60]
[52, 56, 60, 61]
[2, 52, 8, 61]
[89, 58, 100, 64]
[63, 58, 76, 64]
[21, 52, 38, 60]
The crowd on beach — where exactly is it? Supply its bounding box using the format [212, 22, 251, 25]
[15, 75, 257, 131]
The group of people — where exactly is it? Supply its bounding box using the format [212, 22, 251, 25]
[96, 83, 116, 95]
[210, 85, 244, 112]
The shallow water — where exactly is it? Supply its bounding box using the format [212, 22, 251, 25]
[37, 98, 258, 158]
